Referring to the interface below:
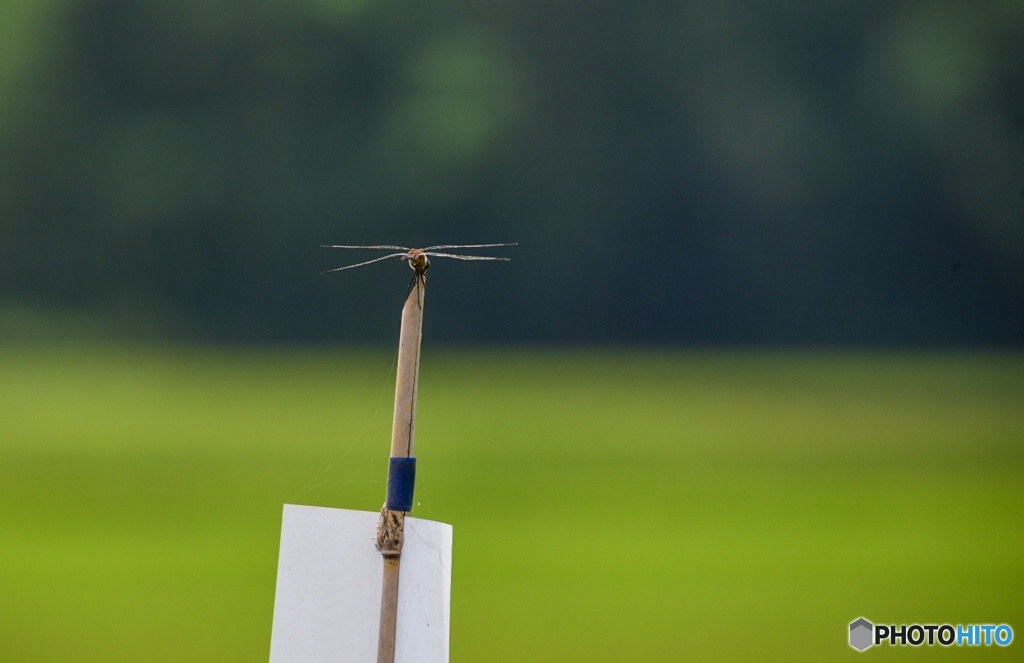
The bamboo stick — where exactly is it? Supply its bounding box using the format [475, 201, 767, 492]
[376, 276, 425, 663]
[389, 278, 424, 460]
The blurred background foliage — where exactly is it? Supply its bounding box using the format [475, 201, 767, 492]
[1, 0, 1022, 344]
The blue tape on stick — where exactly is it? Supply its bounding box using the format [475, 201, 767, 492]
[386, 457, 417, 512]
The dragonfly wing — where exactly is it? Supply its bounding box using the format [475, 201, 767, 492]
[420, 243, 517, 251]
[320, 253, 407, 274]
[424, 252, 511, 261]
[321, 245, 410, 251]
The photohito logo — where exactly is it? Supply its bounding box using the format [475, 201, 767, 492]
[849, 617, 1014, 651]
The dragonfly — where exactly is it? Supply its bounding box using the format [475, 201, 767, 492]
[321, 243, 516, 296]
[321, 243, 516, 277]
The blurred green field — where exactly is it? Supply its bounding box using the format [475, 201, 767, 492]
[2, 345, 1022, 661]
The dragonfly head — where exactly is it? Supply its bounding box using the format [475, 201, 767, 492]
[403, 249, 430, 274]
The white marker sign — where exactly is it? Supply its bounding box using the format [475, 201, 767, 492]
[270, 505, 452, 663]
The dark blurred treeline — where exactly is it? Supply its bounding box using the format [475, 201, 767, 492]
[1, 0, 1022, 344]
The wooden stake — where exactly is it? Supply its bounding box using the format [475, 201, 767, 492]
[390, 278, 424, 460]
[376, 276, 425, 663]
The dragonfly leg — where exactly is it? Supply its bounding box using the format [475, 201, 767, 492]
[405, 271, 427, 307]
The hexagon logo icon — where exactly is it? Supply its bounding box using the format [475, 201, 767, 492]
[850, 617, 874, 651]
